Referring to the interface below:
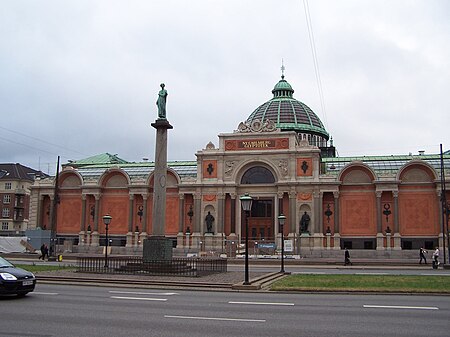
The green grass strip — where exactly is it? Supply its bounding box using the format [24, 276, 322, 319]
[271, 274, 450, 293]
[15, 264, 76, 273]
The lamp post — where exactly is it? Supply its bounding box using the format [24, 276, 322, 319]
[240, 193, 253, 285]
[278, 214, 286, 273]
[102, 215, 112, 268]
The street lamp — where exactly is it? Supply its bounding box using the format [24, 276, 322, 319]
[102, 214, 112, 268]
[278, 214, 286, 273]
[240, 193, 253, 285]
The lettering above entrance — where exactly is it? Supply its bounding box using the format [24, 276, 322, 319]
[225, 138, 289, 151]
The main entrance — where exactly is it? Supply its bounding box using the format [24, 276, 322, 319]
[241, 198, 274, 240]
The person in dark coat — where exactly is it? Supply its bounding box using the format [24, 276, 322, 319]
[344, 248, 352, 266]
[43, 244, 49, 260]
[39, 244, 45, 260]
[419, 247, 427, 264]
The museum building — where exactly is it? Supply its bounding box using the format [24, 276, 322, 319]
[28, 75, 450, 254]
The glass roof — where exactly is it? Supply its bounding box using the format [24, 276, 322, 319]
[322, 154, 450, 175]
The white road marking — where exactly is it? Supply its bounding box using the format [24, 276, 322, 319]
[111, 296, 167, 301]
[33, 292, 59, 295]
[109, 290, 178, 296]
[229, 301, 294, 306]
[292, 272, 326, 274]
[164, 315, 265, 322]
[355, 273, 388, 275]
[363, 305, 439, 310]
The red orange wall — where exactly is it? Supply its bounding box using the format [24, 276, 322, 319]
[340, 192, 376, 236]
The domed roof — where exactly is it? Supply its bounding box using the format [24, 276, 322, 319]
[246, 76, 329, 140]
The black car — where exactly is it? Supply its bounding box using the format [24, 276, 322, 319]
[0, 257, 36, 296]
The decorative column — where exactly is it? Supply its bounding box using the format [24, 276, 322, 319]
[126, 194, 134, 247]
[177, 193, 185, 248]
[228, 193, 237, 243]
[393, 190, 401, 250]
[376, 191, 384, 250]
[140, 194, 148, 242]
[312, 190, 322, 249]
[215, 193, 225, 250]
[276, 192, 284, 236]
[91, 195, 100, 247]
[79, 195, 87, 246]
[192, 192, 202, 248]
[289, 190, 297, 234]
[333, 191, 341, 250]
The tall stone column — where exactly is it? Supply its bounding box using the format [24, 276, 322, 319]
[333, 191, 341, 250]
[150, 119, 173, 236]
[126, 194, 134, 247]
[143, 116, 173, 262]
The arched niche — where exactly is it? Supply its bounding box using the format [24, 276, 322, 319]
[102, 171, 129, 188]
[398, 163, 436, 183]
[148, 170, 180, 188]
[240, 166, 276, 184]
[339, 164, 375, 184]
[59, 173, 82, 188]
[203, 205, 216, 233]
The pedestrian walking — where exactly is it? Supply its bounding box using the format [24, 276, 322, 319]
[419, 247, 427, 264]
[39, 244, 45, 260]
[432, 247, 440, 269]
[43, 244, 49, 261]
[344, 248, 352, 266]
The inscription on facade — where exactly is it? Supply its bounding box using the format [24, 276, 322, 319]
[225, 138, 289, 151]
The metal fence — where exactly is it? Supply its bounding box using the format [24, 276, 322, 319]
[77, 256, 227, 277]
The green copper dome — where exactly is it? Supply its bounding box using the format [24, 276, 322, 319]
[246, 76, 329, 144]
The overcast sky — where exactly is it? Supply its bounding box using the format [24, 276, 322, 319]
[1, 0, 449, 175]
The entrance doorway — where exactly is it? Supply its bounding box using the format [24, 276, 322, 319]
[241, 198, 274, 240]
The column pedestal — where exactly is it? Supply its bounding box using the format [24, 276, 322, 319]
[393, 233, 401, 250]
[386, 233, 392, 250]
[125, 232, 133, 247]
[176, 232, 184, 248]
[91, 231, 99, 247]
[78, 231, 85, 246]
[376, 233, 385, 250]
[333, 233, 341, 250]
[326, 233, 331, 250]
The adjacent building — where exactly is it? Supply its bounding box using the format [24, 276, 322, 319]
[0, 164, 46, 236]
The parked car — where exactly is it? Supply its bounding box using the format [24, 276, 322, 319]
[0, 257, 36, 296]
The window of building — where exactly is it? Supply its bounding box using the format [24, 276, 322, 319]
[241, 166, 275, 184]
[1, 222, 8, 230]
[2, 208, 10, 218]
[5, 182, 12, 190]
[3, 195, 11, 204]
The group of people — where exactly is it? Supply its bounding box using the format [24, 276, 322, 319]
[39, 243, 49, 261]
[343, 246, 441, 267]
[419, 246, 440, 267]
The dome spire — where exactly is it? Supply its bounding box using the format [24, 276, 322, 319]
[281, 59, 285, 79]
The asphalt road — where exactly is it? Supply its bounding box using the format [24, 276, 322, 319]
[1, 284, 449, 337]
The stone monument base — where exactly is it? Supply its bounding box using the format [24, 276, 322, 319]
[143, 237, 173, 262]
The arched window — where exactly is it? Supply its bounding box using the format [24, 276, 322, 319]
[241, 166, 275, 184]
